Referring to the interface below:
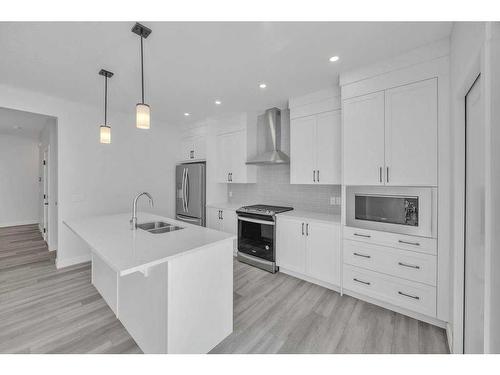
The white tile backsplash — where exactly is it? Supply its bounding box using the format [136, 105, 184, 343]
[227, 164, 341, 214]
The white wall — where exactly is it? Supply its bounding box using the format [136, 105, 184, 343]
[39, 119, 58, 251]
[0, 83, 180, 268]
[0, 134, 39, 227]
[449, 21, 500, 353]
[486, 22, 500, 354]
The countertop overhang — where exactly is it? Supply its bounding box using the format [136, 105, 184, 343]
[64, 212, 235, 276]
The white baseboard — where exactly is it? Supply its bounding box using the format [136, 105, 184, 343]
[279, 267, 341, 294]
[0, 220, 39, 228]
[446, 322, 454, 353]
[343, 288, 447, 329]
[56, 254, 91, 269]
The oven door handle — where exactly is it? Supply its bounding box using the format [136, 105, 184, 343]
[238, 217, 275, 226]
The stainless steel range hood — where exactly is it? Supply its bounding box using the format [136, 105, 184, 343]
[246, 107, 290, 165]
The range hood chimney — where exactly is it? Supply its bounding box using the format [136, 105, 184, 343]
[246, 107, 290, 165]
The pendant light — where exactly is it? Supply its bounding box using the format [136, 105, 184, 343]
[132, 22, 152, 129]
[99, 69, 114, 144]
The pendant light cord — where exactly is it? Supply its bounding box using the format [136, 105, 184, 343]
[104, 75, 108, 125]
[140, 35, 145, 104]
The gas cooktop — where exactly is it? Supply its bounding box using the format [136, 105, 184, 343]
[236, 204, 294, 216]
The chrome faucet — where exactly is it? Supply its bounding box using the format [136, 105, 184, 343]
[130, 192, 154, 229]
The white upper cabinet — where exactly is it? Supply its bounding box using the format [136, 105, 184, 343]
[343, 91, 385, 185]
[343, 79, 438, 186]
[316, 111, 341, 184]
[215, 129, 256, 183]
[290, 116, 316, 184]
[384, 79, 438, 186]
[180, 135, 206, 161]
[290, 110, 341, 185]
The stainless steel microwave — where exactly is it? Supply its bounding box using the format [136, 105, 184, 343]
[346, 186, 437, 238]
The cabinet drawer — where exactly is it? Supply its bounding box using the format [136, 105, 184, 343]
[343, 226, 437, 255]
[343, 240, 436, 285]
[343, 264, 436, 317]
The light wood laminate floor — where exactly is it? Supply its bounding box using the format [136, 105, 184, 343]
[0, 225, 448, 354]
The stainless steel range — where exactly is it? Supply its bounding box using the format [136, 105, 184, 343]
[236, 204, 293, 273]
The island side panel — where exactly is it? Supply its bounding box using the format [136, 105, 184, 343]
[167, 240, 234, 354]
[118, 262, 168, 354]
[92, 253, 119, 316]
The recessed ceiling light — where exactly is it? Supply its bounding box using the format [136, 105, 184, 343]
[184, 112, 190, 117]
[259, 83, 267, 89]
[215, 100, 222, 105]
[329, 56, 340, 62]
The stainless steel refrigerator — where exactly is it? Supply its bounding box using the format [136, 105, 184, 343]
[176, 162, 206, 226]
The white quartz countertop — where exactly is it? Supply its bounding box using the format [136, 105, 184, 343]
[276, 210, 341, 225]
[206, 202, 244, 211]
[64, 212, 235, 276]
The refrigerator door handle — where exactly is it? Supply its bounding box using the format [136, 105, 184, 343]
[186, 169, 190, 211]
[176, 214, 200, 223]
[182, 168, 187, 212]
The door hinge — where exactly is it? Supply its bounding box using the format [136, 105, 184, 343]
[43, 160, 46, 165]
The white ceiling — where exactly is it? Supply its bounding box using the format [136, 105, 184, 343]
[0, 22, 452, 126]
[0, 107, 54, 139]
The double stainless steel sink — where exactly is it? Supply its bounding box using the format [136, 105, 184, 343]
[137, 221, 184, 234]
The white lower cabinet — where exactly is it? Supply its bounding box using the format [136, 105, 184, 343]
[277, 216, 340, 287]
[343, 265, 436, 317]
[342, 226, 438, 318]
[276, 218, 306, 274]
[207, 206, 237, 235]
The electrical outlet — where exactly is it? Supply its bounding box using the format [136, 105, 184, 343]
[229, 191, 233, 198]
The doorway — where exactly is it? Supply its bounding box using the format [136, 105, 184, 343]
[42, 147, 49, 242]
[463, 75, 485, 353]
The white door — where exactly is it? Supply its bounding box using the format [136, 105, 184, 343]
[464, 75, 485, 354]
[221, 209, 237, 235]
[316, 110, 341, 184]
[343, 91, 385, 185]
[206, 207, 222, 231]
[216, 133, 231, 183]
[306, 222, 340, 285]
[290, 115, 316, 184]
[228, 130, 246, 183]
[385, 79, 438, 186]
[276, 217, 306, 273]
[42, 149, 49, 242]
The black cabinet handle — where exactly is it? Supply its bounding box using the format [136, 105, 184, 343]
[353, 278, 371, 286]
[398, 291, 420, 300]
[398, 240, 420, 246]
[398, 262, 420, 269]
[354, 233, 371, 238]
[353, 252, 371, 259]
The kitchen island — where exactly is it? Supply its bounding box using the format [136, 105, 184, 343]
[64, 212, 235, 354]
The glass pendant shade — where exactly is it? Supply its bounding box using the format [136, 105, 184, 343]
[100, 125, 111, 144]
[136, 103, 151, 129]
